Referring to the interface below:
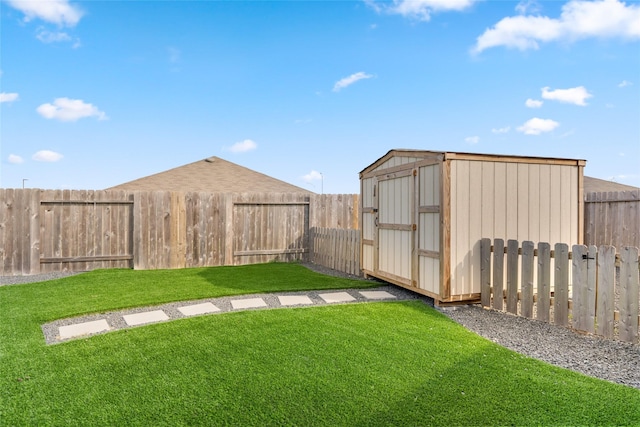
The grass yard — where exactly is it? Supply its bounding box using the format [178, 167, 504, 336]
[1, 263, 639, 426]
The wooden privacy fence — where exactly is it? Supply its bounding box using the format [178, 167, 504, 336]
[480, 238, 640, 343]
[584, 190, 639, 248]
[1, 189, 359, 276]
[309, 227, 361, 276]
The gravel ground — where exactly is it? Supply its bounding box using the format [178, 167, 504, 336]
[4, 264, 640, 390]
[0, 271, 83, 286]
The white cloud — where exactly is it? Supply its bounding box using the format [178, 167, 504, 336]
[36, 98, 108, 122]
[36, 28, 71, 43]
[618, 80, 633, 87]
[32, 150, 63, 162]
[473, 0, 640, 53]
[6, 0, 83, 26]
[525, 98, 543, 108]
[302, 170, 323, 183]
[515, 0, 542, 15]
[333, 72, 373, 92]
[517, 117, 560, 135]
[35, 27, 80, 47]
[227, 139, 257, 153]
[492, 126, 511, 134]
[8, 154, 24, 164]
[465, 136, 480, 144]
[369, 0, 476, 21]
[541, 86, 592, 106]
[0, 92, 19, 103]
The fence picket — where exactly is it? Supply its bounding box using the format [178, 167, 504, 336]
[506, 240, 519, 314]
[619, 247, 640, 342]
[521, 241, 534, 318]
[596, 246, 616, 338]
[572, 245, 588, 331]
[554, 243, 569, 327]
[492, 239, 505, 310]
[537, 242, 551, 323]
[480, 238, 491, 307]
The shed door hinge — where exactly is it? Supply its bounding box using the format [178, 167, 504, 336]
[412, 224, 417, 231]
[413, 169, 417, 177]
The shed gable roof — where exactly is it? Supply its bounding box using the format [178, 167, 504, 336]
[107, 156, 311, 193]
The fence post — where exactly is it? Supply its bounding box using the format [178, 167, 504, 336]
[618, 246, 639, 342]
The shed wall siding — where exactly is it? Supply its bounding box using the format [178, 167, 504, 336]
[449, 160, 580, 296]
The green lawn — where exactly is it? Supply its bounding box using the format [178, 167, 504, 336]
[1, 263, 639, 426]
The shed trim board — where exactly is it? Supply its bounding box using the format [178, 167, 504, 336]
[360, 149, 585, 304]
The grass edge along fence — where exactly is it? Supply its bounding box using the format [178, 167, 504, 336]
[480, 238, 640, 343]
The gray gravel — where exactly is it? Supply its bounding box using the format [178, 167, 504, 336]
[0, 271, 83, 286]
[5, 265, 640, 390]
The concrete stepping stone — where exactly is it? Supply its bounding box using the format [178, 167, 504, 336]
[123, 310, 169, 326]
[318, 292, 356, 303]
[231, 297, 267, 310]
[359, 291, 397, 300]
[178, 302, 220, 316]
[59, 319, 110, 339]
[278, 295, 314, 306]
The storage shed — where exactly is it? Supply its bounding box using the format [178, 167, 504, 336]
[359, 149, 586, 304]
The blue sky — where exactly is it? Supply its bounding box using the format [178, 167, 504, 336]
[1, 0, 639, 193]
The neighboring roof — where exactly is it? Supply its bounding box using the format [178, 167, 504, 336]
[107, 156, 312, 193]
[584, 176, 639, 193]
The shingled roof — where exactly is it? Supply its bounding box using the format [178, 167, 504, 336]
[107, 156, 311, 193]
[584, 176, 639, 193]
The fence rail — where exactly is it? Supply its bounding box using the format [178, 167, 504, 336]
[1, 189, 360, 276]
[480, 238, 640, 343]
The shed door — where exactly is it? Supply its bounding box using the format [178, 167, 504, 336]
[375, 169, 415, 287]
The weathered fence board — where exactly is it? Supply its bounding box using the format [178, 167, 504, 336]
[506, 240, 519, 314]
[585, 190, 639, 248]
[619, 247, 640, 342]
[520, 241, 533, 318]
[537, 242, 551, 323]
[492, 239, 504, 311]
[481, 239, 640, 343]
[2, 190, 360, 276]
[596, 245, 615, 338]
[554, 243, 570, 327]
[309, 227, 361, 276]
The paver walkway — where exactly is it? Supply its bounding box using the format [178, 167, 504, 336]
[42, 286, 423, 345]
